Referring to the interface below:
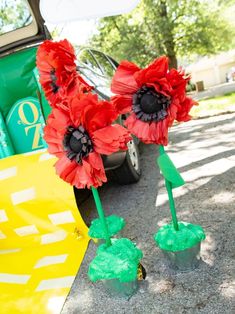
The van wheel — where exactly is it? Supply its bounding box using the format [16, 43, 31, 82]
[112, 138, 141, 184]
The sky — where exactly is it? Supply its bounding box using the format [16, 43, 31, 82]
[41, 0, 141, 45]
[47, 19, 98, 46]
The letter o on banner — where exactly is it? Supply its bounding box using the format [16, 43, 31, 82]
[6, 97, 47, 154]
[18, 102, 39, 126]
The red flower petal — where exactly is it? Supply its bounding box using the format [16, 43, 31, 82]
[47, 108, 71, 132]
[167, 68, 188, 100]
[146, 78, 172, 97]
[92, 125, 131, 155]
[55, 153, 107, 189]
[37, 39, 92, 109]
[176, 97, 198, 122]
[110, 55, 198, 145]
[86, 152, 107, 187]
[111, 95, 132, 115]
[111, 60, 139, 95]
[70, 93, 118, 134]
[43, 107, 74, 159]
[134, 56, 169, 87]
[68, 93, 90, 126]
[82, 102, 118, 135]
[55, 155, 77, 184]
[43, 91, 133, 188]
[125, 113, 169, 145]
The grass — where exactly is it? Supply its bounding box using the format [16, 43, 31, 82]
[190, 92, 235, 118]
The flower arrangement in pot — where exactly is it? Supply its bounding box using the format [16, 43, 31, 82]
[88, 238, 143, 297]
[111, 56, 206, 271]
[37, 39, 145, 294]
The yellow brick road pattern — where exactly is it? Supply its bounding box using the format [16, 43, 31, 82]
[0, 150, 89, 314]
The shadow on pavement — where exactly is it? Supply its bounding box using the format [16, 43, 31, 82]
[62, 113, 235, 314]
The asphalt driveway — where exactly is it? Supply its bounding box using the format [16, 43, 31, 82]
[62, 113, 235, 314]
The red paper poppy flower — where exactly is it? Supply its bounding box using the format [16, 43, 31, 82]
[44, 93, 131, 189]
[111, 56, 197, 145]
[36, 39, 92, 109]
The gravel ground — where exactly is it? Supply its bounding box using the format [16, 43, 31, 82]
[62, 113, 235, 314]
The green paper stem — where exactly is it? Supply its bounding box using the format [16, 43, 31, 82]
[159, 145, 179, 231]
[159, 145, 165, 155]
[165, 179, 179, 231]
[91, 186, 112, 247]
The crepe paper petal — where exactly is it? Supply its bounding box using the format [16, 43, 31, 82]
[36, 39, 92, 109]
[154, 221, 206, 252]
[88, 238, 143, 283]
[125, 113, 169, 146]
[111, 60, 140, 95]
[111, 95, 132, 115]
[44, 93, 130, 189]
[69, 93, 118, 131]
[92, 125, 131, 155]
[134, 56, 169, 87]
[157, 153, 185, 188]
[88, 215, 125, 239]
[111, 56, 197, 145]
[39, 40, 130, 190]
[176, 97, 198, 122]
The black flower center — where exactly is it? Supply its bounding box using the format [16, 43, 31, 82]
[133, 86, 171, 122]
[63, 126, 93, 164]
[50, 69, 59, 94]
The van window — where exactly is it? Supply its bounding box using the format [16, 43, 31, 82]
[91, 50, 115, 78]
[78, 49, 103, 76]
[0, 0, 32, 35]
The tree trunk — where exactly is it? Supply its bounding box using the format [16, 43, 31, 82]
[159, 0, 178, 69]
[168, 54, 178, 69]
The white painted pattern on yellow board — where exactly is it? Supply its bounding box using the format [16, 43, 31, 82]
[0, 151, 89, 314]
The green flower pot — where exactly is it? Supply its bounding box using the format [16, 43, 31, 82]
[88, 238, 143, 296]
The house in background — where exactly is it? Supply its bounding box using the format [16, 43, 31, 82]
[186, 50, 235, 88]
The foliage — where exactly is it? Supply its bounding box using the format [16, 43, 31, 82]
[90, 0, 235, 68]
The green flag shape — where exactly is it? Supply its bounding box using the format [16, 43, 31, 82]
[157, 153, 185, 188]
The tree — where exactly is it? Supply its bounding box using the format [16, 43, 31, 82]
[90, 0, 235, 68]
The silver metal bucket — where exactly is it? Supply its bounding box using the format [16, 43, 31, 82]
[95, 239, 105, 245]
[162, 242, 201, 272]
[103, 278, 139, 297]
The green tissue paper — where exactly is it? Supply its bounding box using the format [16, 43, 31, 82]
[88, 238, 143, 283]
[154, 221, 205, 251]
[88, 215, 125, 239]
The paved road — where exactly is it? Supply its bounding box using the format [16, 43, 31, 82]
[62, 113, 235, 314]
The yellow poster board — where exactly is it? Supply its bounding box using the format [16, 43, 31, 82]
[0, 150, 89, 314]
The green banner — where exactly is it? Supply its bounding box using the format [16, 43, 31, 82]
[0, 111, 15, 159]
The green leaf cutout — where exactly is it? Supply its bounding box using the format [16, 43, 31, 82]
[157, 153, 185, 188]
